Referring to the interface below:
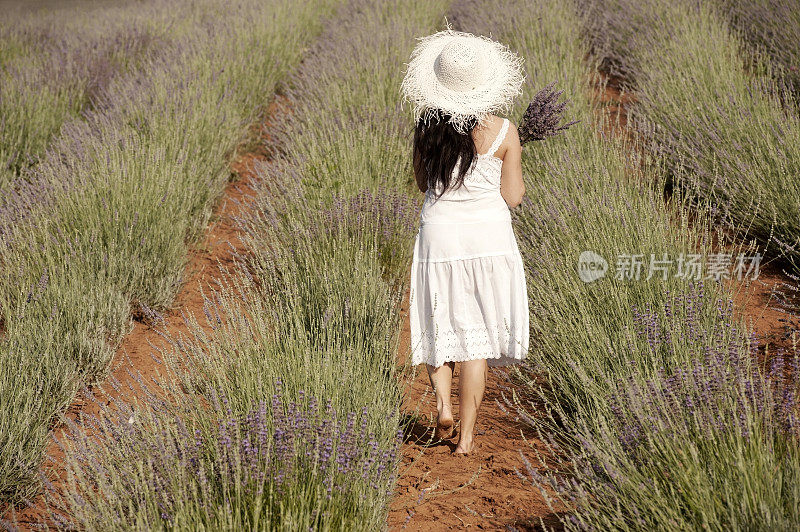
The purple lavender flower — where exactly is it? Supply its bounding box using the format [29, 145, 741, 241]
[518, 82, 580, 144]
[47, 381, 400, 529]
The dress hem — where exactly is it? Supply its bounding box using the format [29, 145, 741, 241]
[411, 352, 527, 369]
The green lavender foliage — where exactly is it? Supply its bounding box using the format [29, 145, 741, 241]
[582, 0, 800, 272]
[30, 0, 449, 529]
[453, 0, 800, 529]
[0, 0, 202, 189]
[710, 0, 800, 108]
[0, 0, 332, 506]
[451, 0, 737, 427]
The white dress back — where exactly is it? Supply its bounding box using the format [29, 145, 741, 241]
[409, 118, 529, 367]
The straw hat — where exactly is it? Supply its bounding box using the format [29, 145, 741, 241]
[400, 27, 525, 134]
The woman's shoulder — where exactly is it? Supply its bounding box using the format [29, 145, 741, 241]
[476, 114, 513, 136]
[485, 115, 520, 144]
[486, 115, 520, 157]
[487, 114, 519, 141]
[486, 114, 517, 129]
[473, 115, 519, 154]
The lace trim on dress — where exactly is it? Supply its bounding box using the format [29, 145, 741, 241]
[437, 119, 508, 191]
[476, 153, 503, 163]
[415, 349, 525, 367]
[411, 322, 527, 367]
[481, 118, 509, 159]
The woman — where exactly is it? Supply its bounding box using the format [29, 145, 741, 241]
[400, 29, 530, 455]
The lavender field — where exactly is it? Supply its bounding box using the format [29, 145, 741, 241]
[1, 0, 799, 530]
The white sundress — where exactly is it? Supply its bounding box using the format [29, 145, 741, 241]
[409, 118, 530, 368]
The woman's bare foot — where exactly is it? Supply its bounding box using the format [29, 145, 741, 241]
[453, 436, 475, 455]
[435, 405, 455, 440]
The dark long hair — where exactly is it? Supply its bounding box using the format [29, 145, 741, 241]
[413, 110, 478, 199]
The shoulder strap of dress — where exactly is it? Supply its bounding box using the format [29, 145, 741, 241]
[486, 118, 509, 157]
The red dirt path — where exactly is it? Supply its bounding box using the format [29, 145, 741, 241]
[731, 261, 800, 371]
[387, 289, 565, 531]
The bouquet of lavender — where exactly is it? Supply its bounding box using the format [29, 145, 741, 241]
[518, 81, 579, 145]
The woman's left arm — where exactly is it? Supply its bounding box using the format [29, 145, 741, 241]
[500, 124, 525, 208]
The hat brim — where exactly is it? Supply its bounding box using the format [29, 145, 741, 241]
[400, 29, 525, 133]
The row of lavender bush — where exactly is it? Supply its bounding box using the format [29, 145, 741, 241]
[453, 0, 800, 528]
[450, 0, 735, 431]
[0, 0, 332, 507]
[0, 0, 205, 189]
[18, 0, 451, 529]
[710, 0, 800, 109]
[579, 0, 800, 273]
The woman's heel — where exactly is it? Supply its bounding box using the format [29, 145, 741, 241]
[435, 416, 455, 440]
